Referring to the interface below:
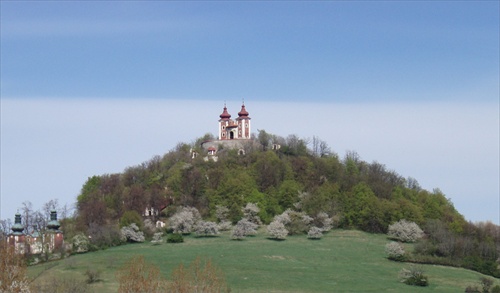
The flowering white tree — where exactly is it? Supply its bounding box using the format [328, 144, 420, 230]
[267, 220, 288, 240]
[273, 209, 312, 235]
[72, 233, 90, 253]
[385, 241, 405, 261]
[242, 203, 262, 225]
[315, 212, 333, 232]
[215, 205, 229, 222]
[168, 206, 201, 234]
[121, 223, 145, 243]
[215, 205, 232, 231]
[231, 219, 258, 240]
[195, 221, 220, 237]
[307, 227, 323, 239]
[388, 219, 424, 243]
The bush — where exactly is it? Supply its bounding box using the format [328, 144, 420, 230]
[315, 212, 333, 232]
[231, 219, 258, 240]
[151, 232, 164, 245]
[117, 255, 164, 293]
[84, 268, 101, 284]
[399, 265, 429, 286]
[168, 257, 230, 293]
[385, 241, 405, 261]
[168, 206, 201, 234]
[195, 221, 220, 237]
[72, 233, 90, 253]
[307, 227, 323, 239]
[217, 221, 233, 231]
[167, 233, 184, 243]
[388, 219, 424, 243]
[120, 223, 145, 243]
[491, 285, 500, 293]
[267, 220, 288, 240]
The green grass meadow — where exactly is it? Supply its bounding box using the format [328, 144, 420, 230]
[28, 230, 498, 292]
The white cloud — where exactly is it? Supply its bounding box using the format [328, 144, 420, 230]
[1, 98, 498, 224]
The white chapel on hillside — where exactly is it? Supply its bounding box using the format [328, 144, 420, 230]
[218, 103, 251, 140]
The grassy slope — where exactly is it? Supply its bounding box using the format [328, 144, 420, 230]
[28, 230, 498, 292]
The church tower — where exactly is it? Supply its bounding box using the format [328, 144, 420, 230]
[236, 103, 251, 139]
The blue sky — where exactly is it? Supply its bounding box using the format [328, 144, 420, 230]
[1, 1, 499, 224]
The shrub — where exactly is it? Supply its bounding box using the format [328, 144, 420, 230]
[491, 285, 500, 293]
[167, 233, 184, 243]
[315, 212, 333, 232]
[0, 242, 30, 293]
[151, 232, 164, 245]
[388, 219, 424, 243]
[168, 257, 230, 293]
[399, 265, 429, 287]
[31, 276, 91, 293]
[385, 241, 405, 261]
[117, 255, 164, 293]
[120, 223, 145, 243]
[307, 227, 323, 239]
[72, 233, 90, 253]
[84, 268, 101, 284]
[217, 221, 233, 231]
[195, 221, 220, 237]
[465, 285, 480, 293]
[267, 220, 288, 240]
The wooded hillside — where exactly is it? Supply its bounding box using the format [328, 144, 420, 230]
[73, 131, 499, 277]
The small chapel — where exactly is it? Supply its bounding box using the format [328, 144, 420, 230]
[218, 103, 251, 140]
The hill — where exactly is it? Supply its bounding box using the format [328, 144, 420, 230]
[28, 229, 499, 292]
[68, 131, 499, 277]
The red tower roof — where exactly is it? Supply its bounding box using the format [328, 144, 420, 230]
[238, 104, 249, 117]
[219, 105, 231, 120]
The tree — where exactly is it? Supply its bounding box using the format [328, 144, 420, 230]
[267, 220, 288, 240]
[194, 221, 219, 237]
[307, 227, 323, 239]
[242, 203, 262, 225]
[231, 219, 258, 240]
[168, 207, 201, 234]
[399, 265, 429, 287]
[0, 241, 30, 293]
[385, 241, 405, 261]
[121, 223, 145, 243]
[388, 219, 424, 243]
[168, 257, 230, 293]
[117, 255, 164, 293]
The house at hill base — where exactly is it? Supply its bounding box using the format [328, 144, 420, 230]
[6, 210, 64, 255]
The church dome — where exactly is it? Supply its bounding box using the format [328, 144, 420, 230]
[238, 104, 249, 117]
[11, 213, 24, 235]
[219, 105, 231, 120]
[46, 210, 61, 231]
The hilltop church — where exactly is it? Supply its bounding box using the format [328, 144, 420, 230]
[199, 103, 256, 159]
